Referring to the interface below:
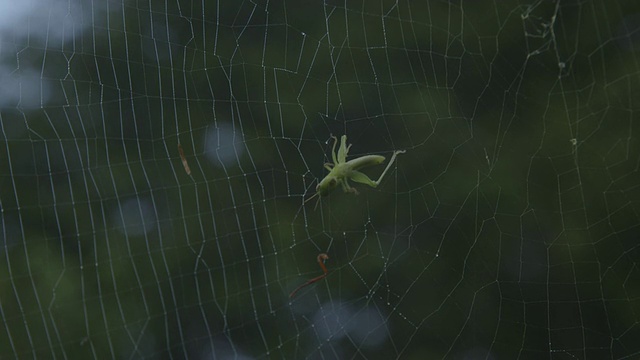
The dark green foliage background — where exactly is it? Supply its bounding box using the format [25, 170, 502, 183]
[1, 0, 639, 358]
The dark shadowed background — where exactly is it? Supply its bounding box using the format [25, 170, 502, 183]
[1, 0, 639, 358]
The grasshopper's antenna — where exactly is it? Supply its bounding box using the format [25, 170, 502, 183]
[303, 191, 322, 210]
[304, 191, 319, 205]
[303, 193, 318, 204]
[313, 196, 321, 211]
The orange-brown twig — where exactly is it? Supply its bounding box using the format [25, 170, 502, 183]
[289, 253, 329, 298]
[178, 144, 191, 175]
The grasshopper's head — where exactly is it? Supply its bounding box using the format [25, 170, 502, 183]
[316, 176, 338, 197]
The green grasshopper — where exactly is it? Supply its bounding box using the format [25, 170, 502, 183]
[305, 134, 405, 207]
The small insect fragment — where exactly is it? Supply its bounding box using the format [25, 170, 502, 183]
[178, 144, 191, 175]
[289, 253, 330, 298]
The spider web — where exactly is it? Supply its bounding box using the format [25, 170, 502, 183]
[1, 0, 639, 358]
